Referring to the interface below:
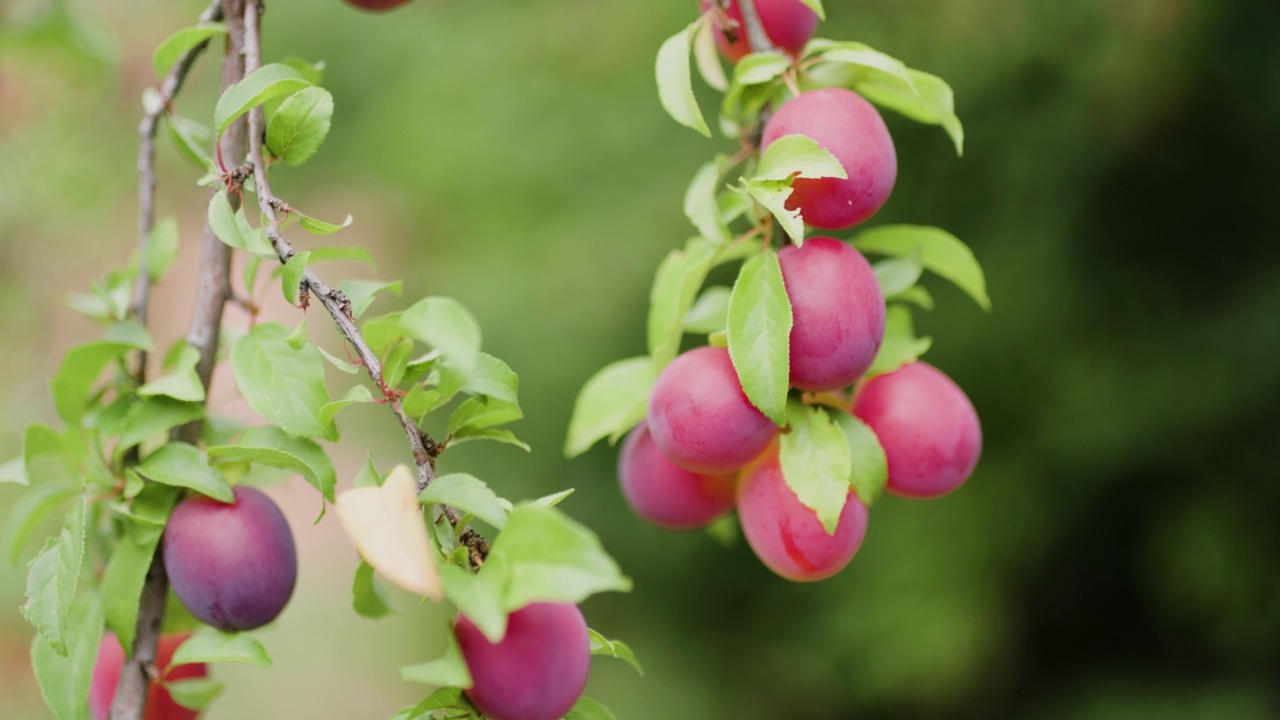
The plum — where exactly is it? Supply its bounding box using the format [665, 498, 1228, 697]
[618, 422, 737, 530]
[852, 361, 982, 498]
[343, 0, 413, 11]
[778, 237, 886, 391]
[703, 0, 820, 61]
[738, 447, 869, 581]
[762, 87, 897, 230]
[163, 486, 297, 632]
[648, 346, 777, 474]
[89, 633, 207, 720]
[454, 602, 590, 720]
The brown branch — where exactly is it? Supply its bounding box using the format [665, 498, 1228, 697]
[240, 0, 490, 564]
[737, 0, 778, 55]
[110, 2, 248, 718]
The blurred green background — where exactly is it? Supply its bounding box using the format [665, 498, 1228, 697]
[3, 0, 1279, 717]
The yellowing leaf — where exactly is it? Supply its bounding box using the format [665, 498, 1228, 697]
[335, 465, 441, 600]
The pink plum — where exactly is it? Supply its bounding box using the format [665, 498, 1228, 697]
[618, 422, 738, 530]
[703, 0, 820, 61]
[89, 633, 207, 720]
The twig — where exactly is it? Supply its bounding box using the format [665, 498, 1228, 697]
[737, 0, 778, 55]
[110, 2, 248, 718]
[241, 0, 490, 564]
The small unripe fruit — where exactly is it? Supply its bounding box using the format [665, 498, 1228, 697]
[648, 346, 777, 474]
[618, 422, 737, 530]
[343, 0, 412, 11]
[702, 0, 820, 61]
[455, 602, 590, 720]
[778, 237, 886, 391]
[89, 633, 208, 720]
[163, 486, 297, 632]
[852, 361, 982, 498]
[738, 447, 869, 581]
[762, 87, 897, 230]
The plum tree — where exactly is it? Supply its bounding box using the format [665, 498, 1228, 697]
[703, 0, 819, 61]
[342, 0, 413, 11]
[454, 602, 590, 720]
[648, 346, 777, 474]
[852, 361, 982, 498]
[778, 237, 886, 391]
[89, 633, 207, 720]
[618, 422, 738, 530]
[737, 447, 869, 581]
[163, 486, 297, 632]
[762, 87, 897, 230]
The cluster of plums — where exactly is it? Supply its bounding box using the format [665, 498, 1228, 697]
[619, 0, 982, 581]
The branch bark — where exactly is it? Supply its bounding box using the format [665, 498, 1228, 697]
[110, 2, 247, 717]
[737, 0, 778, 55]
[241, 0, 490, 564]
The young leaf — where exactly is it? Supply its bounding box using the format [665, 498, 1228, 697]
[390, 687, 471, 720]
[448, 428, 531, 452]
[206, 425, 337, 503]
[683, 286, 732, 334]
[491, 504, 631, 610]
[399, 297, 482, 375]
[745, 178, 805, 243]
[400, 629, 472, 688]
[867, 305, 932, 377]
[145, 216, 180, 283]
[439, 555, 510, 643]
[831, 410, 889, 506]
[873, 255, 924, 298]
[779, 403, 852, 535]
[49, 341, 136, 424]
[463, 353, 520, 405]
[319, 384, 375, 426]
[137, 344, 204, 403]
[214, 63, 311, 136]
[353, 455, 384, 490]
[207, 191, 275, 256]
[3, 482, 77, 566]
[588, 629, 645, 675]
[352, 560, 397, 619]
[166, 679, 225, 711]
[655, 24, 711, 136]
[797, 0, 825, 20]
[232, 321, 337, 441]
[692, 20, 728, 92]
[265, 86, 333, 166]
[892, 284, 935, 310]
[102, 519, 166, 656]
[281, 251, 311, 305]
[30, 591, 101, 720]
[151, 22, 226, 79]
[335, 465, 442, 600]
[22, 423, 78, 492]
[530, 489, 574, 508]
[295, 210, 354, 235]
[564, 697, 619, 720]
[753, 134, 846, 183]
[647, 237, 721, 369]
[137, 442, 233, 503]
[419, 473, 511, 530]
[563, 357, 654, 459]
[853, 225, 990, 309]
[22, 501, 86, 656]
[170, 628, 272, 667]
[447, 397, 522, 436]
[732, 51, 791, 86]
[684, 157, 732, 244]
[727, 250, 792, 426]
[0, 456, 25, 485]
[167, 115, 214, 168]
[338, 279, 403, 319]
[113, 398, 205, 453]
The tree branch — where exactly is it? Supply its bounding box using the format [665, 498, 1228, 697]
[240, 0, 490, 564]
[110, 2, 247, 717]
[737, 0, 778, 55]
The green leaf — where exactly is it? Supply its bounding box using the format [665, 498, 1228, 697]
[352, 560, 397, 619]
[319, 384, 375, 426]
[588, 629, 645, 675]
[655, 24, 710, 136]
[754, 134, 847, 183]
[138, 344, 204, 403]
[683, 286, 731, 334]
[390, 687, 472, 720]
[891, 284, 935, 310]
[733, 51, 791, 85]
[727, 250, 792, 426]
[31, 590, 101, 720]
[873, 255, 924, 298]
[232, 322, 337, 441]
[853, 225, 989, 310]
[447, 427, 531, 452]
[646, 236, 746, 368]
[50, 341, 135, 424]
[113, 398, 204, 453]
[684, 157, 732, 244]
[278, 56, 325, 85]
[0, 455, 25, 485]
[165, 678, 225, 711]
[439, 555, 510, 643]
[23, 500, 86, 656]
[102, 518, 166, 656]
[171, 627, 272, 667]
[463, 353, 519, 405]
[491, 504, 631, 610]
[22, 423, 78, 491]
[137, 442, 233, 502]
[303, 245, 374, 267]
[167, 115, 214, 168]
[867, 305, 932, 377]
[563, 357, 654, 459]
[831, 410, 889, 506]
[564, 696, 618, 720]
[207, 191, 274, 256]
[745, 178, 805, 242]
[295, 210, 354, 235]
[797, 0, 825, 20]
[692, 20, 728, 92]
[401, 629, 473, 688]
[448, 397, 522, 436]
[3, 482, 77, 566]
[780, 402, 852, 535]
[383, 339, 414, 389]
[112, 483, 182, 528]
[207, 425, 337, 502]
[338, 279, 402, 319]
[152, 22, 225, 79]
[214, 63, 311, 136]
[530, 489, 574, 508]
[400, 297, 482, 375]
[420, 474, 511, 530]
[281, 251, 311, 305]
[145, 216, 180, 283]
[265, 87, 333, 166]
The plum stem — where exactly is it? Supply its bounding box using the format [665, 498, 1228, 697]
[738, 0, 779, 55]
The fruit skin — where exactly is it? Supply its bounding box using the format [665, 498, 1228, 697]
[738, 446, 869, 581]
[761, 87, 898, 230]
[163, 485, 297, 632]
[454, 602, 590, 720]
[618, 422, 738, 530]
[778, 237, 887, 391]
[89, 633, 208, 720]
[703, 0, 820, 61]
[647, 346, 777, 474]
[852, 361, 982, 498]
[343, 0, 412, 11]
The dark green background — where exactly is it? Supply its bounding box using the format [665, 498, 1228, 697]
[1, 0, 1278, 717]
